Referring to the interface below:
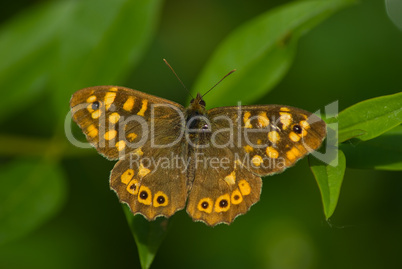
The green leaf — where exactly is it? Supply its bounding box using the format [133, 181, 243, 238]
[309, 150, 346, 219]
[340, 125, 402, 170]
[192, 0, 356, 108]
[338, 92, 402, 143]
[0, 0, 162, 124]
[123, 206, 170, 269]
[0, 159, 67, 245]
[0, 2, 63, 123]
[50, 0, 162, 121]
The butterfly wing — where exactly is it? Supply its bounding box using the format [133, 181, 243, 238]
[186, 104, 326, 225]
[207, 104, 327, 176]
[109, 141, 188, 220]
[70, 86, 185, 160]
[186, 146, 262, 226]
[71, 86, 189, 219]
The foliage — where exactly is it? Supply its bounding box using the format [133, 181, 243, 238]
[0, 0, 401, 268]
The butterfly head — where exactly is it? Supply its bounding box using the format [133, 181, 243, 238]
[189, 93, 206, 112]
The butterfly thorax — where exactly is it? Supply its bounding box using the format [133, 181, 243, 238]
[184, 93, 211, 187]
[185, 93, 210, 144]
[187, 92, 206, 114]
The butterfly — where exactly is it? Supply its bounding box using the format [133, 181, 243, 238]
[70, 85, 326, 226]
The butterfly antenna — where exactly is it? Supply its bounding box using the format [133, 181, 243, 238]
[163, 59, 194, 99]
[202, 69, 236, 98]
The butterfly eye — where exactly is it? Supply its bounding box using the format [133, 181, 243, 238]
[199, 99, 206, 107]
[293, 124, 302, 134]
[91, 101, 100, 110]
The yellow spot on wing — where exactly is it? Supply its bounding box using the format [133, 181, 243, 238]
[251, 155, 263, 167]
[138, 163, 150, 178]
[280, 107, 290, 112]
[266, 146, 279, 159]
[279, 112, 292, 130]
[214, 194, 231, 213]
[127, 132, 137, 142]
[238, 179, 251, 196]
[116, 140, 126, 151]
[243, 112, 252, 128]
[231, 189, 243, 205]
[134, 147, 143, 156]
[286, 147, 302, 162]
[138, 185, 152, 205]
[109, 87, 118, 92]
[300, 120, 310, 129]
[127, 179, 139, 195]
[121, 169, 134, 184]
[86, 95, 97, 103]
[123, 96, 135, 111]
[109, 112, 120, 124]
[289, 132, 301, 142]
[197, 198, 213, 213]
[244, 145, 253, 153]
[268, 131, 280, 144]
[257, 112, 269, 128]
[91, 110, 101, 119]
[137, 99, 148, 116]
[104, 130, 117, 140]
[224, 171, 236, 185]
[153, 191, 169, 207]
[86, 124, 98, 138]
[104, 92, 116, 110]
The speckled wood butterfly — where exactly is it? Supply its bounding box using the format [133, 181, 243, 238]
[70, 84, 326, 226]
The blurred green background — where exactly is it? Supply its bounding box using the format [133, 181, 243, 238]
[0, 0, 401, 268]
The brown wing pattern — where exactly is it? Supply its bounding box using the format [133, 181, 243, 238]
[186, 104, 326, 225]
[71, 86, 188, 219]
[186, 146, 262, 226]
[70, 86, 184, 160]
[71, 86, 326, 225]
[109, 142, 188, 220]
[207, 104, 327, 176]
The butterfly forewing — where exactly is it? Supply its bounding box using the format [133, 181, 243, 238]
[70, 86, 185, 160]
[207, 105, 327, 177]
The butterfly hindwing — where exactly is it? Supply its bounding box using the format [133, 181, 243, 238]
[110, 144, 188, 220]
[186, 146, 262, 226]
